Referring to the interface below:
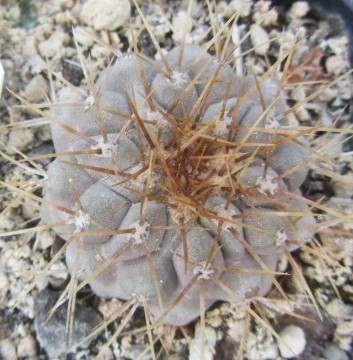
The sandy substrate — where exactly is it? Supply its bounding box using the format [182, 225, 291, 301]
[0, 1, 353, 359]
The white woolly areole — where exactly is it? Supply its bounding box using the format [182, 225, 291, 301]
[146, 109, 171, 130]
[133, 166, 161, 192]
[214, 115, 232, 136]
[128, 220, 151, 245]
[91, 138, 115, 157]
[193, 261, 214, 280]
[84, 94, 95, 109]
[168, 71, 188, 88]
[256, 173, 279, 195]
[275, 228, 288, 246]
[265, 113, 282, 129]
[67, 210, 91, 232]
[213, 204, 238, 231]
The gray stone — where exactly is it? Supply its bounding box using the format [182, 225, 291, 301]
[323, 344, 349, 360]
[34, 289, 102, 358]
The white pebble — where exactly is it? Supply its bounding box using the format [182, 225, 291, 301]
[35, 230, 54, 250]
[172, 11, 193, 43]
[289, 1, 310, 18]
[57, 0, 74, 8]
[250, 24, 270, 56]
[189, 324, 218, 360]
[327, 299, 353, 320]
[278, 325, 306, 358]
[38, 31, 70, 58]
[0, 60, 4, 100]
[21, 35, 37, 58]
[0, 339, 17, 360]
[23, 55, 47, 75]
[73, 26, 96, 47]
[8, 128, 34, 152]
[326, 55, 347, 76]
[229, 0, 252, 17]
[250, 24, 270, 55]
[0, 272, 9, 292]
[291, 85, 306, 102]
[253, 1, 278, 26]
[80, 0, 131, 31]
[24, 75, 49, 103]
[17, 335, 37, 358]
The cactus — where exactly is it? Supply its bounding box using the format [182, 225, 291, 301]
[39, 43, 316, 326]
[2, 1, 352, 357]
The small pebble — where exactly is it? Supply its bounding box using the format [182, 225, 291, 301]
[17, 335, 37, 359]
[250, 24, 270, 56]
[38, 30, 70, 58]
[21, 36, 37, 58]
[335, 320, 353, 351]
[0, 338, 18, 360]
[326, 299, 353, 320]
[291, 85, 306, 102]
[73, 26, 96, 47]
[253, 1, 278, 26]
[172, 11, 193, 43]
[323, 344, 349, 360]
[229, 0, 252, 17]
[80, 0, 131, 31]
[57, 0, 74, 8]
[34, 289, 102, 358]
[278, 325, 306, 358]
[24, 75, 49, 103]
[23, 55, 47, 75]
[0, 60, 4, 99]
[8, 129, 35, 152]
[0, 272, 9, 292]
[289, 1, 310, 18]
[326, 55, 347, 76]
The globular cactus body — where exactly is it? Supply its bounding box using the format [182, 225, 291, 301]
[41, 45, 315, 326]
